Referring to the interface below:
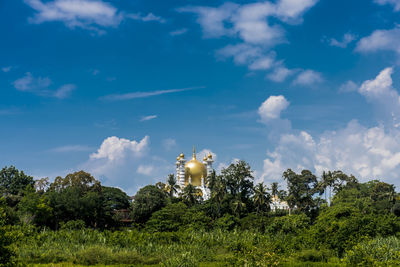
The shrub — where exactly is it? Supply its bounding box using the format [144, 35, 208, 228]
[60, 220, 85, 230]
[162, 252, 199, 267]
[343, 236, 400, 266]
[214, 214, 239, 231]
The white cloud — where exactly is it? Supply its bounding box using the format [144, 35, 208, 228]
[101, 86, 204, 101]
[177, 3, 239, 38]
[83, 135, 174, 195]
[170, 28, 188, 36]
[356, 27, 400, 55]
[267, 65, 294, 82]
[339, 80, 358, 92]
[137, 165, 154, 176]
[329, 33, 356, 48]
[179, 0, 319, 80]
[50, 145, 92, 153]
[216, 43, 263, 65]
[162, 138, 176, 151]
[358, 67, 400, 125]
[248, 54, 276, 70]
[1, 66, 12, 73]
[24, 0, 164, 34]
[54, 84, 76, 99]
[258, 95, 290, 122]
[374, 0, 400, 11]
[293, 69, 323, 86]
[261, 121, 400, 185]
[126, 13, 165, 23]
[14, 72, 51, 91]
[90, 136, 149, 162]
[140, 115, 158, 122]
[13, 72, 75, 98]
[261, 67, 400, 188]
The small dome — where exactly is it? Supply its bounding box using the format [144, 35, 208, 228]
[208, 153, 213, 159]
[203, 156, 207, 161]
[176, 156, 181, 161]
[180, 153, 184, 158]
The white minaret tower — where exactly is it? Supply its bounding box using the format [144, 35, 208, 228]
[176, 153, 186, 191]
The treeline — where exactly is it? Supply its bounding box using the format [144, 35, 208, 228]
[0, 161, 400, 265]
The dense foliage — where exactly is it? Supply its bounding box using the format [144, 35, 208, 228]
[0, 162, 399, 266]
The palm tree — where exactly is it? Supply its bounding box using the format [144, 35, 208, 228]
[231, 198, 246, 217]
[253, 182, 271, 214]
[166, 174, 180, 198]
[271, 182, 279, 196]
[211, 177, 227, 217]
[180, 184, 202, 207]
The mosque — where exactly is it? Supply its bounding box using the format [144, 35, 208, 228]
[175, 146, 213, 200]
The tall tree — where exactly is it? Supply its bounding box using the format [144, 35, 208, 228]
[283, 169, 318, 213]
[165, 174, 179, 199]
[221, 160, 254, 203]
[180, 184, 202, 207]
[0, 166, 34, 196]
[271, 182, 279, 196]
[132, 185, 167, 224]
[253, 183, 271, 214]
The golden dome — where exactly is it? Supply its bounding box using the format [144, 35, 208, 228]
[176, 156, 180, 161]
[203, 156, 207, 161]
[208, 153, 213, 159]
[184, 146, 207, 186]
[180, 153, 184, 158]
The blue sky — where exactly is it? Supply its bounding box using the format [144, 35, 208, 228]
[2, 0, 400, 194]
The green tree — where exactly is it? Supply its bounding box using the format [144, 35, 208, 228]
[47, 171, 106, 228]
[132, 185, 167, 224]
[180, 184, 202, 207]
[271, 182, 279, 196]
[0, 166, 34, 197]
[165, 174, 180, 199]
[253, 183, 271, 214]
[283, 169, 318, 213]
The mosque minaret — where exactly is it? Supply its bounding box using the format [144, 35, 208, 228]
[175, 146, 213, 200]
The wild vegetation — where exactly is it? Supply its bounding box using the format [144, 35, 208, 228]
[0, 162, 399, 266]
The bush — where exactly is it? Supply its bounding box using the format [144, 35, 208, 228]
[213, 214, 239, 231]
[60, 220, 85, 230]
[343, 236, 400, 266]
[162, 252, 199, 267]
[294, 249, 333, 263]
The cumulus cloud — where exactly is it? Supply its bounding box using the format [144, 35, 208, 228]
[24, 0, 164, 34]
[329, 33, 356, 48]
[258, 95, 290, 123]
[84, 135, 174, 195]
[179, 0, 319, 82]
[13, 72, 75, 98]
[374, 0, 400, 11]
[260, 67, 400, 188]
[293, 69, 323, 86]
[356, 27, 400, 55]
[90, 136, 149, 162]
